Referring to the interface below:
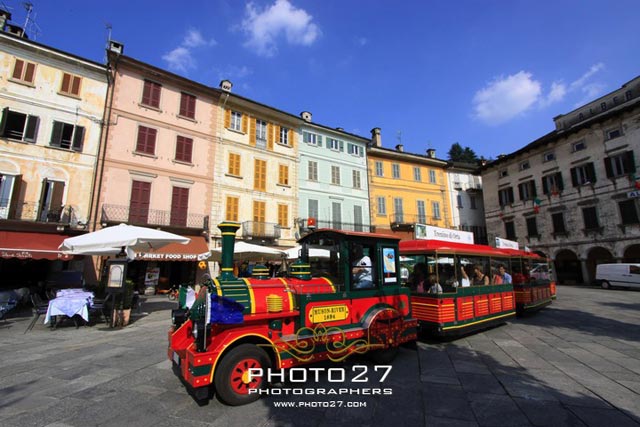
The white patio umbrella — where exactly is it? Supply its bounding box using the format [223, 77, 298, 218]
[284, 245, 331, 260]
[210, 241, 285, 262]
[59, 224, 190, 259]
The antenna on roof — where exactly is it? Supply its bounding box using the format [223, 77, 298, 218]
[396, 130, 402, 145]
[21, 2, 40, 40]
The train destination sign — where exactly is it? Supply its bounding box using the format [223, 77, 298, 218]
[414, 224, 474, 244]
[308, 305, 350, 323]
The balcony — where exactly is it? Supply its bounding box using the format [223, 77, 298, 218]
[100, 204, 209, 232]
[0, 199, 78, 225]
[390, 212, 428, 231]
[312, 220, 374, 233]
[242, 221, 281, 240]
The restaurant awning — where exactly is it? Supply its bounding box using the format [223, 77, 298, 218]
[134, 236, 210, 262]
[0, 231, 74, 260]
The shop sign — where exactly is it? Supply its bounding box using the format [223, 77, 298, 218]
[415, 224, 474, 244]
[495, 237, 519, 250]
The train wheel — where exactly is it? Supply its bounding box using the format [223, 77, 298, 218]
[368, 346, 398, 364]
[214, 344, 271, 406]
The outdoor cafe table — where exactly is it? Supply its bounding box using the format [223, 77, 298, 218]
[44, 290, 94, 325]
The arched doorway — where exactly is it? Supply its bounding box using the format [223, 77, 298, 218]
[586, 247, 614, 284]
[623, 245, 640, 263]
[554, 249, 582, 284]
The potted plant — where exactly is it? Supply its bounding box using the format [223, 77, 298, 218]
[112, 279, 135, 327]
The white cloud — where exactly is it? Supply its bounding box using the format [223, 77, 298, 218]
[241, 0, 321, 57]
[162, 28, 216, 73]
[472, 71, 541, 125]
[540, 81, 567, 107]
[212, 65, 253, 83]
[569, 62, 605, 92]
[162, 47, 195, 73]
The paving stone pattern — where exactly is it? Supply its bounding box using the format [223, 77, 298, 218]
[0, 286, 639, 426]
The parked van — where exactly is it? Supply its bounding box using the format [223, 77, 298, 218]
[595, 263, 640, 289]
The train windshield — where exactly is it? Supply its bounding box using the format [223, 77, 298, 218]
[301, 237, 344, 287]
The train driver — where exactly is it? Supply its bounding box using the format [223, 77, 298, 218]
[351, 244, 374, 289]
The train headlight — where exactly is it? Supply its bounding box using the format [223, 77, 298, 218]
[192, 324, 198, 339]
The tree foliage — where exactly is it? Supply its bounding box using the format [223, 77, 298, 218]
[448, 142, 479, 163]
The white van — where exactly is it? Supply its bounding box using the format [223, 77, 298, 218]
[595, 263, 640, 289]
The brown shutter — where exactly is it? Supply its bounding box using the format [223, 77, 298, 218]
[242, 114, 248, 133]
[224, 109, 231, 128]
[170, 187, 189, 226]
[289, 129, 295, 147]
[249, 118, 256, 146]
[8, 174, 22, 219]
[24, 63, 35, 83]
[71, 76, 81, 95]
[61, 73, 71, 93]
[129, 180, 151, 224]
[12, 59, 24, 79]
[267, 122, 274, 150]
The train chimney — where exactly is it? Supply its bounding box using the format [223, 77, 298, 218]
[217, 222, 240, 280]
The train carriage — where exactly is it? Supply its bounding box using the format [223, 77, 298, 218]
[399, 239, 517, 337]
[499, 248, 555, 313]
[168, 222, 417, 405]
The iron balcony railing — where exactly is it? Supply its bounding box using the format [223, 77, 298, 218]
[312, 219, 374, 233]
[241, 221, 281, 239]
[0, 199, 76, 224]
[101, 204, 208, 230]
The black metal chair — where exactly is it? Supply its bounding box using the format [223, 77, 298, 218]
[89, 293, 113, 325]
[25, 294, 49, 333]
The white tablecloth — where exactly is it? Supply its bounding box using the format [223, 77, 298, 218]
[44, 292, 94, 324]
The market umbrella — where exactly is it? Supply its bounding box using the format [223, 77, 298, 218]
[284, 245, 331, 260]
[210, 241, 285, 262]
[59, 224, 190, 260]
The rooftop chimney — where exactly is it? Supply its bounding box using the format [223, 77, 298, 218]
[427, 148, 436, 158]
[108, 40, 124, 55]
[0, 9, 11, 32]
[336, 127, 344, 131]
[219, 79, 233, 92]
[396, 144, 404, 152]
[300, 111, 312, 122]
[371, 127, 381, 147]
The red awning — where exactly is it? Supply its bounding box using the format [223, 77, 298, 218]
[0, 231, 74, 260]
[134, 236, 210, 262]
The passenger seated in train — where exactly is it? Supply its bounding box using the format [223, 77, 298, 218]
[409, 262, 428, 293]
[426, 274, 443, 294]
[461, 264, 489, 286]
[351, 244, 374, 289]
[493, 265, 512, 284]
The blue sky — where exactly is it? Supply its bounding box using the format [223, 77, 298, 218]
[6, 0, 639, 160]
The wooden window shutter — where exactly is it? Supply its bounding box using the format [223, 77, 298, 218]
[541, 176, 549, 195]
[224, 109, 231, 128]
[587, 163, 597, 183]
[249, 118, 256, 146]
[24, 62, 35, 83]
[71, 76, 81, 95]
[61, 73, 71, 93]
[12, 59, 24, 79]
[72, 126, 85, 152]
[604, 157, 613, 178]
[267, 122, 274, 150]
[50, 121, 64, 147]
[242, 114, 248, 133]
[0, 107, 9, 136]
[570, 167, 578, 187]
[288, 129, 295, 147]
[624, 151, 636, 173]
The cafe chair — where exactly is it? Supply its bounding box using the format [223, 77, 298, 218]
[89, 293, 113, 325]
[25, 294, 49, 333]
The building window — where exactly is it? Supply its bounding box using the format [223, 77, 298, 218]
[11, 58, 36, 84]
[582, 206, 599, 230]
[332, 202, 342, 227]
[226, 196, 239, 221]
[429, 170, 437, 184]
[278, 164, 289, 186]
[303, 131, 319, 145]
[170, 186, 189, 227]
[375, 161, 384, 177]
[254, 159, 266, 191]
[606, 127, 622, 140]
[504, 221, 516, 240]
[331, 165, 341, 185]
[519, 160, 530, 171]
[572, 140, 586, 152]
[541, 172, 564, 195]
[393, 198, 404, 222]
[278, 204, 288, 227]
[551, 212, 566, 234]
[543, 152, 555, 162]
[377, 197, 386, 215]
[392, 164, 400, 179]
[518, 180, 537, 201]
[50, 121, 85, 152]
[135, 125, 157, 155]
[498, 187, 515, 207]
[526, 217, 539, 237]
[417, 200, 426, 223]
[328, 138, 340, 150]
[129, 180, 151, 224]
[60, 73, 82, 96]
[175, 135, 193, 163]
[352, 170, 361, 189]
[279, 127, 289, 145]
[456, 195, 463, 208]
[605, 151, 635, 178]
[255, 120, 267, 148]
[412, 167, 421, 182]
[308, 199, 318, 220]
[348, 143, 362, 156]
[499, 169, 508, 178]
[141, 80, 161, 108]
[432, 201, 441, 219]
[0, 108, 39, 142]
[619, 200, 640, 225]
[354, 206, 363, 231]
[470, 196, 477, 210]
[570, 163, 597, 186]
[228, 153, 241, 176]
[308, 161, 318, 181]
[37, 179, 65, 222]
[179, 93, 196, 119]
[230, 111, 242, 131]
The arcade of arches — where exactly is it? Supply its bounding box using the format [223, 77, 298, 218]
[552, 244, 640, 284]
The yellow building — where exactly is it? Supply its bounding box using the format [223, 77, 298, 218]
[367, 128, 450, 240]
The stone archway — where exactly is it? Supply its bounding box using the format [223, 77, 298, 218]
[586, 247, 614, 284]
[623, 245, 640, 263]
[554, 249, 582, 285]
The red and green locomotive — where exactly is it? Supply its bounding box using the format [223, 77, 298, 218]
[168, 222, 417, 405]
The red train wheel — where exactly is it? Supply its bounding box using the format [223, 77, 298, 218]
[214, 344, 271, 406]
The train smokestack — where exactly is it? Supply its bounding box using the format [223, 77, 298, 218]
[217, 222, 240, 280]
